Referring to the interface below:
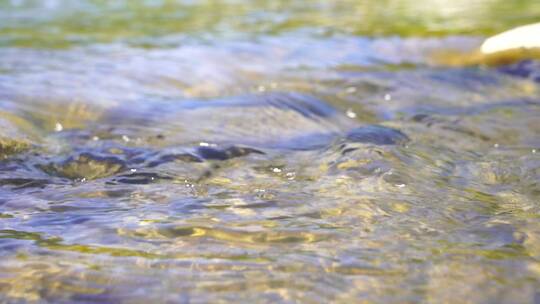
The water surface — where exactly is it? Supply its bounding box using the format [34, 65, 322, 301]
[0, 1, 540, 303]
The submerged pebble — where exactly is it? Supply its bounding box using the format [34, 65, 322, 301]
[497, 59, 540, 82]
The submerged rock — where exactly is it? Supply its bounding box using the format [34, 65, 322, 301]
[111, 172, 172, 185]
[38, 144, 265, 181]
[0, 138, 30, 159]
[0, 178, 49, 189]
[0, 112, 39, 159]
[480, 22, 540, 55]
[146, 152, 203, 168]
[196, 146, 264, 161]
[145, 146, 264, 168]
[41, 152, 126, 180]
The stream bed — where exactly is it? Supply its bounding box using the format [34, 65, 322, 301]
[0, 1, 540, 303]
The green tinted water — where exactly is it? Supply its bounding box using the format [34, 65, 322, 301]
[0, 1, 539, 303]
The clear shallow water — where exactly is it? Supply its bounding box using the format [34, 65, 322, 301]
[1, 1, 540, 303]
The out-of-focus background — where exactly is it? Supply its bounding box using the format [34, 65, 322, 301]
[1, 0, 540, 48]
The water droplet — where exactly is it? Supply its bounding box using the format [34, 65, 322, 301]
[384, 94, 392, 101]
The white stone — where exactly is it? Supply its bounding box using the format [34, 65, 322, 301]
[481, 22, 540, 54]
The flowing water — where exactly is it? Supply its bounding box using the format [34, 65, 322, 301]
[1, 1, 540, 303]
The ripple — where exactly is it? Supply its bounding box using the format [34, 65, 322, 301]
[125, 225, 330, 245]
[345, 125, 409, 145]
